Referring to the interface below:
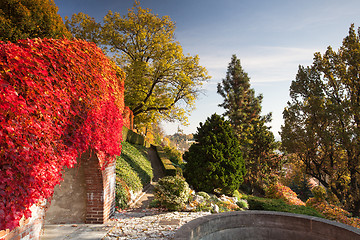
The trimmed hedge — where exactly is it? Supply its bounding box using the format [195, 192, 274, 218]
[155, 146, 178, 176]
[122, 126, 147, 146]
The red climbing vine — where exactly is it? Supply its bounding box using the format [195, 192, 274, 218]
[0, 38, 125, 231]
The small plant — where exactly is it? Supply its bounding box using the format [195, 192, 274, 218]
[154, 176, 190, 211]
[196, 202, 213, 212]
[236, 199, 249, 209]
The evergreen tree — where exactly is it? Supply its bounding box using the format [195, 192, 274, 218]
[0, 0, 71, 42]
[217, 55, 282, 194]
[183, 113, 245, 195]
[217, 54, 264, 138]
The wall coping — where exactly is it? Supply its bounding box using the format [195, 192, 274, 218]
[174, 210, 360, 240]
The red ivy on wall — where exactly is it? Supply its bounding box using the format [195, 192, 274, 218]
[122, 106, 134, 130]
[0, 38, 125, 231]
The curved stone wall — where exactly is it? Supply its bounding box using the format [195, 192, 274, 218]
[174, 211, 360, 240]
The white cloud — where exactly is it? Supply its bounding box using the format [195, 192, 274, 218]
[197, 46, 317, 85]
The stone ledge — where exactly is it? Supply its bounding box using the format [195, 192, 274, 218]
[174, 210, 360, 240]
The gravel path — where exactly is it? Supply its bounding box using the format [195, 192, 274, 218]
[103, 209, 211, 240]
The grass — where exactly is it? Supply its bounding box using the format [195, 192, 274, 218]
[115, 141, 153, 208]
[244, 195, 324, 218]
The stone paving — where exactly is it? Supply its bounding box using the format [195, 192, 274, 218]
[103, 209, 211, 240]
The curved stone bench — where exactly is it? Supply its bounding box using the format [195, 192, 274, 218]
[174, 210, 360, 240]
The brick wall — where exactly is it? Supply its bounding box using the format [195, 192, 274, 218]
[82, 150, 116, 224]
[0, 202, 45, 240]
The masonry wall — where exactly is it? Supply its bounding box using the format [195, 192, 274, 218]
[0, 203, 45, 240]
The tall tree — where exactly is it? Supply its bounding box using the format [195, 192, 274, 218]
[217, 55, 282, 194]
[183, 113, 245, 195]
[281, 24, 360, 216]
[65, 3, 209, 128]
[0, 0, 71, 42]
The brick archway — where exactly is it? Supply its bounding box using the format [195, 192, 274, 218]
[44, 150, 116, 224]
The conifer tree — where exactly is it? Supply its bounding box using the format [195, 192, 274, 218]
[217, 55, 282, 194]
[183, 113, 245, 195]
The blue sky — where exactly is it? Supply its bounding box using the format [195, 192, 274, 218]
[55, 0, 360, 139]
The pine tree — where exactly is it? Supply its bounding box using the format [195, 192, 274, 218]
[217, 54, 263, 140]
[217, 55, 282, 194]
[183, 113, 245, 195]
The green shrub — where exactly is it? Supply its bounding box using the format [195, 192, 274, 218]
[149, 199, 161, 208]
[122, 126, 145, 145]
[196, 203, 213, 212]
[288, 177, 313, 202]
[154, 176, 190, 211]
[183, 114, 245, 195]
[245, 195, 323, 218]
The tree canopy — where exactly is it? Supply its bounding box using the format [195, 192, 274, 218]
[183, 113, 245, 195]
[66, 3, 210, 128]
[0, 0, 71, 42]
[281, 24, 360, 216]
[217, 55, 282, 194]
